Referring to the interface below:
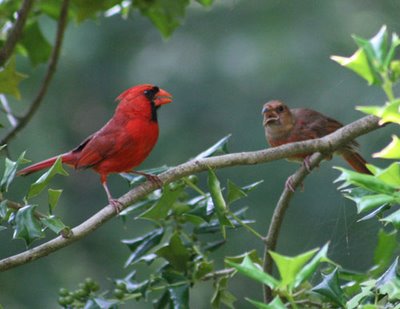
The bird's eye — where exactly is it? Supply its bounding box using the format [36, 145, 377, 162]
[144, 86, 160, 99]
[277, 106, 284, 112]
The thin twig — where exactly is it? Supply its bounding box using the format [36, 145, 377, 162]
[3, 199, 46, 219]
[0, 0, 70, 146]
[0, 95, 18, 127]
[201, 268, 235, 281]
[0, 115, 381, 272]
[262, 152, 325, 303]
[229, 211, 264, 240]
[0, 0, 34, 67]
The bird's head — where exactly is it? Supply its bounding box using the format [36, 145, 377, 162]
[116, 84, 173, 120]
[262, 100, 292, 127]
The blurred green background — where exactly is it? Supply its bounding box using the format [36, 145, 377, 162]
[1, 0, 399, 308]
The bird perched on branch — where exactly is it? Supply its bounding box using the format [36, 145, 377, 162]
[262, 100, 371, 188]
[18, 84, 173, 211]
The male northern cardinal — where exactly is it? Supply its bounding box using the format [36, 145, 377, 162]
[262, 100, 371, 176]
[18, 84, 173, 210]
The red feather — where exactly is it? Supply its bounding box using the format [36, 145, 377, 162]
[18, 84, 172, 211]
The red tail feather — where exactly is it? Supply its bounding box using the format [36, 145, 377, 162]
[341, 151, 371, 175]
[17, 152, 77, 176]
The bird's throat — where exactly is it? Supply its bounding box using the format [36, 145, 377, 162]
[265, 122, 294, 140]
[150, 100, 158, 122]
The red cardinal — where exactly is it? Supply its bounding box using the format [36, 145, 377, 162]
[262, 100, 371, 176]
[18, 84, 173, 210]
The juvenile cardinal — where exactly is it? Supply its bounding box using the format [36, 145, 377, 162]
[18, 84, 173, 211]
[262, 100, 371, 176]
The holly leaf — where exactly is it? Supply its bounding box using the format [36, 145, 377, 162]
[48, 188, 62, 213]
[312, 268, 346, 307]
[139, 185, 183, 221]
[71, 0, 123, 22]
[374, 135, 400, 159]
[0, 56, 27, 99]
[26, 157, 68, 199]
[122, 228, 164, 267]
[227, 179, 247, 204]
[357, 99, 400, 125]
[156, 232, 190, 272]
[293, 243, 333, 288]
[382, 208, 400, 229]
[196, 0, 214, 6]
[195, 134, 231, 159]
[269, 247, 319, 289]
[373, 162, 400, 186]
[13, 205, 44, 246]
[371, 229, 398, 276]
[208, 169, 234, 238]
[331, 49, 377, 85]
[40, 215, 68, 234]
[226, 255, 279, 289]
[211, 276, 236, 309]
[21, 21, 52, 66]
[1, 151, 29, 192]
[162, 271, 190, 308]
[133, 0, 190, 38]
[334, 167, 398, 195]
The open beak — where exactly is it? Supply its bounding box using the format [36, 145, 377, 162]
[263, 111, 280, 126]
[154, 88, 173, 106]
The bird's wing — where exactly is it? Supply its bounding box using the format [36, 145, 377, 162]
[292, 108, 343, 139]
[73, 120, 128, 169]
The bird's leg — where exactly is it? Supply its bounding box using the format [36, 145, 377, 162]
[285, 176, 296, 192]
[101, 180, 123, 213]
[131, 171, 163, 188]
[302, 155, 313, 172]
[285, 176, 305, 192]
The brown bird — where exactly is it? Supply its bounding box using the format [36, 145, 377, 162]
[262, 100, 371, 187]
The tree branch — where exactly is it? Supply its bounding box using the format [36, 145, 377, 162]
[262, 152, 325, 302]
[0, 115, 380, 272]
[0, 95, 18, 127]
[0, 0, 34, 67]
[0, 0, 70, 146]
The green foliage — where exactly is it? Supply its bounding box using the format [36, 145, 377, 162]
[331, 25, 400, 89]
[0, 150, 28, 192]
[373, 134, 400, 158]
[0, 156, 69, 246]
[313, 268, 346, 307]
[0, 0, 212, 105]
[133, 0, 190, 38]
[333, 27, 400, 237]
[26, 157, 68, 199]
[329, 26, 400, 308]
[21, 21, 52, 66]
[13, 204, 44, 245]
[195, 134, 231, 159]
[0, 56, 27, 99]
[211, 276, 236, 309]
[51, 169, 262, 308]
[0, 137, 263, 307]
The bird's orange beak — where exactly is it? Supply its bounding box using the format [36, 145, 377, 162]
[154, 89, 173, 106]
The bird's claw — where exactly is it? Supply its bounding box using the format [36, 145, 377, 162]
[285, 176, 296, 192]
[109, 198, 124, 213]
[133, 171, 163, 188]
[285, 176, 304, 192]
[144, 174, 163, 188]
[303, 156, 312, 172]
